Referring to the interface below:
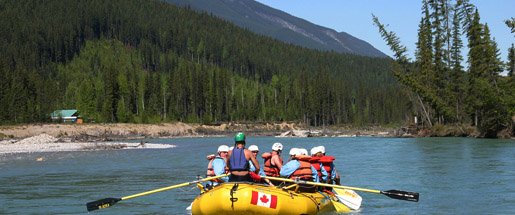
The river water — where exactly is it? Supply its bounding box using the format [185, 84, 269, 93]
[1, 137, 514, 214]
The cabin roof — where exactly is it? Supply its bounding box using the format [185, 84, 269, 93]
[51, 109, 78, 118]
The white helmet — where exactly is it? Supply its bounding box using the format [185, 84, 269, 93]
[318, 146, 326, 154]
[289, 148, 300, 156]
[272, 142, 283, 151]
[217, 145, 229, 153]
[248, 145, 259, 151]
[310, 146, 322, 156]
[298, 148, 308, 156]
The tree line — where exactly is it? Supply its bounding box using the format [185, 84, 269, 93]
[373, 0, 514, 137]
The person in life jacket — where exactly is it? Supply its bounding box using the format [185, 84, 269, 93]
[205, 145, 230, 188]
[280, 148, 319, 182]
[309, 146, 329, 183]
[262, 143, 284, 176]
[315, 145, 341, 185]
[261, 142, 284, 185]
[227, 132, 260, 182]
[280, 148, 319, 192]
[247, 145, 265, 176]
[248, 145, 274, 186]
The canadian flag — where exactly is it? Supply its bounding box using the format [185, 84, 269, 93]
[250, 191, 277, 209]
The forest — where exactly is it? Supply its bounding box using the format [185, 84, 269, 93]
[373, 0, 514, 137]
[0, 0, 405, 127]
[0, 0, 513, 137]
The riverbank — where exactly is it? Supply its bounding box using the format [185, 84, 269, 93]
[1, 122, 508, 154]
[0, 122, 397, 154]
[0, 122, 398, 140]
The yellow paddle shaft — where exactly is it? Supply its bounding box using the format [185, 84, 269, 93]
[121, 173, 230, 200]
[262, 176, 381, 194]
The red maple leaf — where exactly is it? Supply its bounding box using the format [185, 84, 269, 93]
[259, 194, 269, 204]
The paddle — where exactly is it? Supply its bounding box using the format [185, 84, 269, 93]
[261, 176, 419, 202]
[86, 174, 230, 211]
[317, 190, 351, 213]
[333, 188, 362, 210]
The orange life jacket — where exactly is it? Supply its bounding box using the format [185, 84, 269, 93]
[310, 156, 335, 183]
[289, 155, 314, 181]
[262, 152, 283, 177]
[206, 156, 228, 183]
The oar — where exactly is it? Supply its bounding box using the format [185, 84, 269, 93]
[317, 190, 351, 213]
[262, 176, 419, 202]
[86, 174, 230, 211]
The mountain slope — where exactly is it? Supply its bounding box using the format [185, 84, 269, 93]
[165, 0, 387, 58]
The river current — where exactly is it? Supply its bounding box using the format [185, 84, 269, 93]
[1, 137, 514, 214]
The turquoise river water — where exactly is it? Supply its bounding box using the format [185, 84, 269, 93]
[1, 137, 514, 214]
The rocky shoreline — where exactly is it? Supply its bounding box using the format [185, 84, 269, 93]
[0, 133, 175, 154]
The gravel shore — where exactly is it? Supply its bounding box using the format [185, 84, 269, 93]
[0, 134, 175, 154]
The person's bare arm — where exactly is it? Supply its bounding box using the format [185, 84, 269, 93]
[334, 170, 341, 185]
[271, 155, 283, 170]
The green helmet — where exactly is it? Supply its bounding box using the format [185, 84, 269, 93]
[234, 132, 246, 142]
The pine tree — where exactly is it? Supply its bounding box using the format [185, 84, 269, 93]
[508, 44, 515, 77]
[465, 10, 508, 137]
[505, 18, 515, 34]
[448, 7, 466, 121]
[76, 78, 96, 122]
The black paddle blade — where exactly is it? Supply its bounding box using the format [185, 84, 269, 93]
[381, 190, 419, 202]
[86, 198, 121, 211]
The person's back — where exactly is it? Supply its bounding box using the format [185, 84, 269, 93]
[263, 142, 283, 179]
[227, 132, 260, 182]
[288, 155, 314, 181]
[229, 147, 249, 171]
[310, 146, 329, 183]
[318, 145, 340, 185]
[280, 148, 318, 192]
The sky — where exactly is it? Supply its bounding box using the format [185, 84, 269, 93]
[255, 0, 514, 70]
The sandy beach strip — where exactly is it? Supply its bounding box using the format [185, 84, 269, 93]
[0, 134, 175, 154]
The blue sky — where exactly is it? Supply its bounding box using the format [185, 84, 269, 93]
[255, 0, 514, 68]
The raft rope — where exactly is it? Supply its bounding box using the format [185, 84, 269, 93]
[318, 191, 331, 200]
[230, 183, 239, 208]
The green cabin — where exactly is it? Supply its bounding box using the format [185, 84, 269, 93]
[51, 110, 80, 123]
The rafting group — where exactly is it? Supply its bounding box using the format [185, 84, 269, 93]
[86, 132, 419, 214]
[205, 132, 340, 190]
[189, 132, 361, 214]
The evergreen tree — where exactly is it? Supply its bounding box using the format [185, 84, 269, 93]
[448, 7, 466, 121]
[465, 10, 508, 137]
[505, 18, 515, 34]
[76, 78, 96, 122]
[508, 44, 515, 77]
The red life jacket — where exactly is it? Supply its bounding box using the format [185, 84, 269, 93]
[289, 155, 314, 181]
[309, 156, 323, 179]
[312, 156, 335, 183]
[206, 156, 228, 183]
[262, 152, 283, 177]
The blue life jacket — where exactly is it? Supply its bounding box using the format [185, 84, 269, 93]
[229, 147, 249, 171]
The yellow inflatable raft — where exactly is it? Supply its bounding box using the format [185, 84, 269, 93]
[191, 182, 351, 215]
